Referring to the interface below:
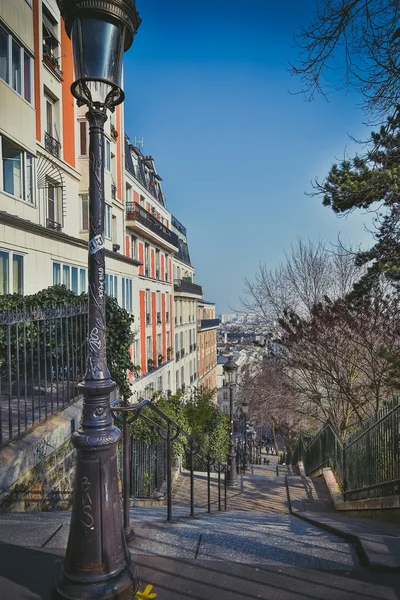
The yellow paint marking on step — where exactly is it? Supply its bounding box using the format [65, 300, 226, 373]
[135, 583, 157, 599]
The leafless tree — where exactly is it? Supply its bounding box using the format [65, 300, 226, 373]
[289, 0, 400, 117]
[240, 237, 360, 327]
[237, 358, 307, 454]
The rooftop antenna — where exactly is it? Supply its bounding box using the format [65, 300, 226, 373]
[134, 136, 144, 150]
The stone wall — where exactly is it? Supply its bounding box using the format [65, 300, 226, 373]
[0, 400, 82, 512]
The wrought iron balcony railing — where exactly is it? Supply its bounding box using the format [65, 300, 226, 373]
[198, 318, 220, 330]
[44, 132, 61, 158]
[126, 202, 179, 248]
[174, 279, 203, 297]
[46, 218, 62, 231]
[111, 184, 117, 199]
[43, 46, 63, 79]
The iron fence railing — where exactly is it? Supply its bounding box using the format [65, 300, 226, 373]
[131, 438, 166, 498]
[0, 304, 88, 447]
[344, 398, 400, 501]
[292, 397, 400, 502]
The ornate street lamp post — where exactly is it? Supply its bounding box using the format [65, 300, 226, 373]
[242, 400, 249, 472]
[53, 2, 141, 599]
[223, 356, 238, 486]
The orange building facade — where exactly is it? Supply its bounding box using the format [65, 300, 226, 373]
[197, 301, 219, 400]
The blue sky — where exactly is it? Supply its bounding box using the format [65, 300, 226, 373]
[123, 0, 374, 314]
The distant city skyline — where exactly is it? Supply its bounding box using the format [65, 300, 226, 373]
[124, 0, 374, 313]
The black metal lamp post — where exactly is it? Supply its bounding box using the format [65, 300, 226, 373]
[53, 2, 141, 599]
[242, 400, 249, 472]
[223, 356, 238, 486]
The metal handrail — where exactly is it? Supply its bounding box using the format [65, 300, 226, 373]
[111, 398, 217, 527]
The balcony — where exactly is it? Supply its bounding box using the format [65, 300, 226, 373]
[43, 46, 63, 79]
[44, 132, 61, 158]
[126, 202, 179, 249]
[197, 318, 220, 330]
[46, 218, 62, 231]
[173, 279, 203, 298]
[111, 184, 117, 199]
[175, 351, 180, 362]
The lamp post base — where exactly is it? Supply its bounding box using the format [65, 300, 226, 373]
[226, 449, 238, 486]
[54, 563, 138, 600]
[53, 384, 139, 600]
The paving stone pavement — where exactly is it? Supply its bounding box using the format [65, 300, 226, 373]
[172, 454, 289, 514]
[2, 451, 400, 598]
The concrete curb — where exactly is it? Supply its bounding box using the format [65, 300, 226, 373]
[292, 510, 370, 568]
[286, 474, 400, 570]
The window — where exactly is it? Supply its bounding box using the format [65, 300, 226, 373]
[0, 250, 24, 295]
[131, 235, 137, 259]
[112, 214, 117, 242]
[53, 261, 86, 294]
[23, 51, 31, 103]
[146, 289, 151, 324]
[45, 95, 53, 135]
[42, 6, 59, 52]
[158, 376, 162, 392]
[155, 249, 160, 279]
[126, 183, 132, 204]
[11, 39, 21, 94]
[144, 243, 149, 276]
[1, 136, 34, 203]
[105, 274, 118, 299]
[46, 181, 62, 229]
[53, 262, 60, 285]
[165, 254, 169, 280]
[146, 336, 152, 359]
[105, 204, 112, 239]
[121, 277, 133, 312]
[79, 121, 88, 156]
[80, 268, 86, 292]
[81, 194, 89, 231]
[0, 25, 33, 102]
[0, 26, 8, 83]
[223, 392, 228, 400]
[105, 138, 111, 171]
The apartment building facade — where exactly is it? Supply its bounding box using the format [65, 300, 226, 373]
[171, 215, 202, 393]
[0, 0, 139, 303]
[197, 300, 219, 398]
[0, 0, 219, 404]
[124, 140, 176, 397]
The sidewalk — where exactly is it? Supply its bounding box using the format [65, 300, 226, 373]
[286, 473, 400, 570]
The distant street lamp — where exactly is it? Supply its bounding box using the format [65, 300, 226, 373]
[241, 400, 249, 472]
[223, 356, 238, 486]
[54, 2, 141, 599]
